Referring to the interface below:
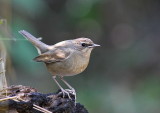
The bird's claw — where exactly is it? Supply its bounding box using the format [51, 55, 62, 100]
[61, 89, 72, 99]
[60, 89, 76, 101]
[65, 89, 76, 105]
[65, 89, 76, 95]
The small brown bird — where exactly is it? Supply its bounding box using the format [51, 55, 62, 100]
[19, 30, 100, 99]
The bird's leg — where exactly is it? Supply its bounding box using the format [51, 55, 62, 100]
[59, 76, 75, 92]
[59, 76, 76, 101]
[52, 76, 71, 99]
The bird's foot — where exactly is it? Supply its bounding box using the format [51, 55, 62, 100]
[60, 88, 72, 99]
[65, 89, 76, 105]
[60, 89, 76, 103]
[65, 89, 76, 95]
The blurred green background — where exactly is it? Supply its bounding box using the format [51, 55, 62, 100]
[1, 0, 160, 113]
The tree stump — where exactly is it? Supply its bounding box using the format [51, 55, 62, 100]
[0, 85, 88, 113]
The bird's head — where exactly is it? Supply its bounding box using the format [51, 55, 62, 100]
[72, 38, 100, 53]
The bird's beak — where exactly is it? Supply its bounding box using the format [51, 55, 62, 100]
[88, 44, 100, 48]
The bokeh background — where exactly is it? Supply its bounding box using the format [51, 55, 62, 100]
[1, 0, 160, 113]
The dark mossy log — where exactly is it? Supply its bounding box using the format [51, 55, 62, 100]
[0, 85, 88, 113]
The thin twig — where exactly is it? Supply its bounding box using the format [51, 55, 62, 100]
[0, 96, 18, 102]
[33, 104, 52, 113]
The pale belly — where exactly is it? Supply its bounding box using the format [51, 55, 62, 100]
[45, 53, 90, 76]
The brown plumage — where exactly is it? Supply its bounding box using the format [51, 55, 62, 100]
[19, 30, 100, 100]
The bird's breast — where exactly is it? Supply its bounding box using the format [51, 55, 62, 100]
[46, 52, 90, 76]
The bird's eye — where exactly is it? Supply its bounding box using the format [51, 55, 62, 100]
[81, 43, 87, 47]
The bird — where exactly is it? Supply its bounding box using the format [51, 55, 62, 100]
[19, 30, 100, 99]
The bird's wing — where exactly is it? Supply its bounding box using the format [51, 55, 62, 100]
[33, 48, 71, 63]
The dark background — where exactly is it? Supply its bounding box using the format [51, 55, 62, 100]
[1, 0, 160, 113]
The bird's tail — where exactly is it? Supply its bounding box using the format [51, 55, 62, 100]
[19, 30, 49, 54]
